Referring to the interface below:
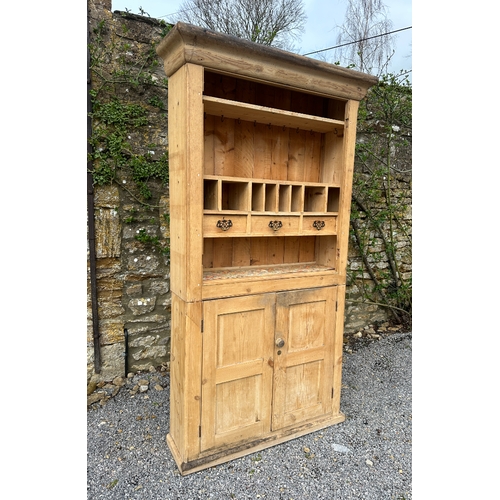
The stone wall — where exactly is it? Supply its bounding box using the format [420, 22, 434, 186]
[87, 0, 171, 382]
[87, 0, 412, 382]
[344, 173, 412, 332]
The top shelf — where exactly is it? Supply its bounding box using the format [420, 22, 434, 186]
[203, 96, 344, 134]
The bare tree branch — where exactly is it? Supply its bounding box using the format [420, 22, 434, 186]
[335, 0, 395, 75]
[176, 0, 307, 50]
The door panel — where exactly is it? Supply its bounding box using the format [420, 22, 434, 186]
[272, 287, 337, 430]
[201, 294, 275, 452]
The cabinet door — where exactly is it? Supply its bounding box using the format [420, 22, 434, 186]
[272, 287, 337, 431]
[201, 294, 275, 452]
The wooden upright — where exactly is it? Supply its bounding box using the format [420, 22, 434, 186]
[156, 22, 378, 475]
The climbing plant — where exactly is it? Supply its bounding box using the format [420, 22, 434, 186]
[88, 10, 172, 254]
[349, 70, 412, 326]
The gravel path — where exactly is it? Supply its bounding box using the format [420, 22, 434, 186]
[87, 332, 412, 500]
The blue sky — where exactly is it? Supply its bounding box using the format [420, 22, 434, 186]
[111, 0, 412, 77]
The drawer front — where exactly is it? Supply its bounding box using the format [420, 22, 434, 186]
[302, 216, 337, 235]
[203, 215, 248, 237]
[251, 216, 300, 236]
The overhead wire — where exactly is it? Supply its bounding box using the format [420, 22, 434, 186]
[137, 5, 411, 63]
[302, 26, 412, 56]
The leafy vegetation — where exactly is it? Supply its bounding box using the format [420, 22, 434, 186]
[349, 71, 412, 326]
[88, 16, 171, 205]
[88, 12, 172, 259]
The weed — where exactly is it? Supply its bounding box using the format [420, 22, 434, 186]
[107, 479, 118, 489]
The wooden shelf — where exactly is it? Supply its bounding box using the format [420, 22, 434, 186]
[203, 262, 334, 281]
[203, 174, 341, 187]
[203, 96, 344, 134]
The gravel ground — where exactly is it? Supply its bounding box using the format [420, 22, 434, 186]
[87, 332, 412, 500]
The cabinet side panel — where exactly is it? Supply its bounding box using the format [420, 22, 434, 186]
[332, 285, 344, 414]
[336, 100, 359, 279]
[168, 67, 187, 299]
[169, 296, 203, 462]
[169, 293, 185, 457]
[184, 300, 203, 460]
[168, 63, 204, 301]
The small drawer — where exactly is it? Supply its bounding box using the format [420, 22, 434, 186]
[302, 216, 337, 235]
[251, 216, 300, 236]
[203, 215, 248, 237]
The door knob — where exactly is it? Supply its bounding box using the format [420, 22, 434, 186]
[275, 338, 285, 348]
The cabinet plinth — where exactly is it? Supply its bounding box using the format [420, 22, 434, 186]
[157, 22, 377, 475]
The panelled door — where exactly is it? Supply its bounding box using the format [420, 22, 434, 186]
[201, 286, 337, 451]
[201, 293, 275, 452]
[272, 287, 337, 430]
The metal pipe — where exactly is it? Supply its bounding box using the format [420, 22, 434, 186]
[124, 328, 129, 377]
[88, 8, 101, 373]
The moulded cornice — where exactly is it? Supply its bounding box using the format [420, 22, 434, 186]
[156, 22, 378, 101]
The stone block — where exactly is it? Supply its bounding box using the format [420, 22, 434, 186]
[97, 277, 123, 298]
[149, 279, 170, 295]
[96, 258, 121, 277]
[98, 300, 125, 320]
[98, 319, 125, 345]
[126, 283, 143, 296]
[95, 208, 121, 258]
[94, 185, 119, 208]
[128, 296, 157, 315]
[131, 344, 168, 361]
[127, 254, 160, 274]
[99, 344, 126, 382]
[129, 334, 157, 349]
[126, 314, 167, 323]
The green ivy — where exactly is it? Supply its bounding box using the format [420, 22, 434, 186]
[88, 15, 171, 205]
[135, 228, 170, 256]
[88, 11, 172, 265]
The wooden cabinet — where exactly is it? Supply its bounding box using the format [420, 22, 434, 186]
[157, 22, 377, 475]
[201, 287, 337, 454]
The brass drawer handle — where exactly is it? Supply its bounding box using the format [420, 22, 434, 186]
[268, 220, 283, 231]
[216, 218, 233, 231]
[313, 220, 325, 231]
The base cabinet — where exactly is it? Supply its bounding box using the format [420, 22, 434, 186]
[168, 286, 344, 473]
[201, 287, 338, 453]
